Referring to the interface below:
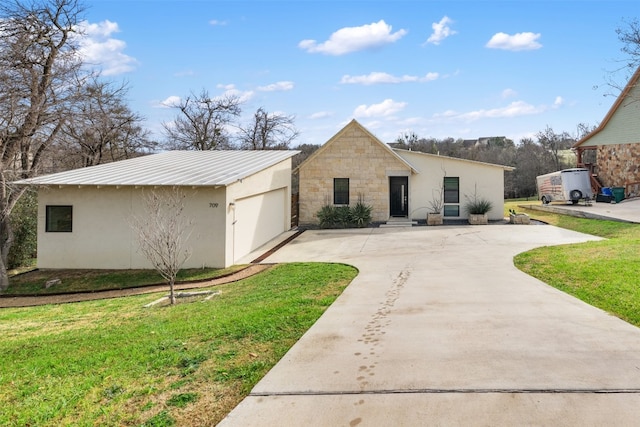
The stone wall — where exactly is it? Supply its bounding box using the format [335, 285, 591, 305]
[298, 123, 411, 225]
[596, 143, 640, 192]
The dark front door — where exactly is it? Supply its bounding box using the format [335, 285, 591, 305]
[389, 176, 408, 217]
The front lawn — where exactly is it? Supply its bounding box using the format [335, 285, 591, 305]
[3, 265, 248, 295]
[508, 201, 640, 327]
[0, 262, 357, 426]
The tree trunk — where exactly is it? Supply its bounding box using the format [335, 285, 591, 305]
[0, 214, 14, 291]
[0, 262, 8, 291]
[169, 278, 176, 305]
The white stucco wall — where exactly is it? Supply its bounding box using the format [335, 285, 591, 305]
[37, 186, 227, 269]
[224, 158, 292, 265]
[36, 158, 294, 269]
[396, 151, 507, 221]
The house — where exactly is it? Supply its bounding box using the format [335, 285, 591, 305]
[296, 120, 513, 225]
[14, 150, 298, 270]
[573, 66, 640, 197]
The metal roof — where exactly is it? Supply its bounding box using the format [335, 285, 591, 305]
[14, 150, 299, 187]
[393, 148, 515, 171]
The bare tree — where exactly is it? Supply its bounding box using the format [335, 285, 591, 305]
[237, 107, 299, 150]
[597, 18, 640, 99]
[56, 77, 155, 168]
[616, 18, 640, 71]
[162, 89, 242, 150]
[536, 126, 574, 171]
[514, 138, 556, 197]
[129, 188, 193, 305]
[393, 131, 420, 150]
[0, 0, 86, 291]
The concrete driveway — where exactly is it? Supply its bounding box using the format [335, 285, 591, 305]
[522, 196, 640, 224]
[220, 224, 640, 426]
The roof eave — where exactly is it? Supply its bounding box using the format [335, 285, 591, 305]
[573, 65, 640, 148]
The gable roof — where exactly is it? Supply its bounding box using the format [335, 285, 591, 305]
[14, 150, 299, 187]
[573, 66, 640, 148]
[393, 148, 515, 171]
[294, 119, 419, 174]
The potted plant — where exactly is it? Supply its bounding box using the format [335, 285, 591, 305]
[427, 169, 446, 226]
[427, 187, 444, 225]
[464, 185, 493, 225]
[509, 209, 530, 224]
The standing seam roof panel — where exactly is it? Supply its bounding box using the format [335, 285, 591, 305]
[13, 150, 299, 186]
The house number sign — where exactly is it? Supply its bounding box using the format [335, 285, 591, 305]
[209, 203, 219, 208]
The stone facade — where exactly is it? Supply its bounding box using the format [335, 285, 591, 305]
[298, 120, 411, 225]
[596, 143, 640, 191]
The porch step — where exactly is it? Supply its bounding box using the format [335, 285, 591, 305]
[380, 218, 417, 228]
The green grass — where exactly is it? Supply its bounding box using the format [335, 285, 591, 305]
[3, 265, 248, 295]
[507, 199, 640, 327]
[0, 262, 358, 426]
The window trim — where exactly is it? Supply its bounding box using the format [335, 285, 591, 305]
[46, 205, 73, 233]
[333, 178, 350, 205]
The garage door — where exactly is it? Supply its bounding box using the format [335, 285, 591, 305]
[233, 188, 286, 262]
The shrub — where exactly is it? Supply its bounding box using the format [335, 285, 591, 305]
[8, 190, 38, 269]
[335, 206, 351, 228]
[350, 199, 372, 227]
[465, 198, 493, 215]
[315, 196, 372, 228]
[464, 185, 493, 215]
[316, 204, 339, 228]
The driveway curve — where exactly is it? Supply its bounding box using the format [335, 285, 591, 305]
[219, 224, 640, 426]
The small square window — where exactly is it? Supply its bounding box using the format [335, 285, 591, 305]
[444, 205, 459, 217]
[334, 178, 349, 205]
[46, 205, 73, 232]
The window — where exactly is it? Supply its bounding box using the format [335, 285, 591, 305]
[443, 177, 459, 203]
[443, 177, 459, 217]
[46, 205, 73, 232]
[444, 205, 460, 217]
[333, 178, 349, 205]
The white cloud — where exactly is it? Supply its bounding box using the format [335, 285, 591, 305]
[156, 96, 182, 108]
[502, 88, 518, 99]
[75, 20, 138, 75]
[485, 32, 542, 51]
[217, 83, 236, 91]
[257, 81, 294, 92]
[299, 20, 407, 55]
[209, 19, 228, 26]
[425, 16, 456, 45]
[466, 101, 542, 120]
[554, 96, 564, 107]
[309, 111, 333, 119]
[216, 84, 255, 103]
[340, 71, 439, 85]
[354, 99, 407, 118]
[434, 100, 550, 122]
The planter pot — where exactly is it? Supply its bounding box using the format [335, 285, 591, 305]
[468, 213, 488, 225]
[427, 212, 443, 226]
[509, 213, 530, 225]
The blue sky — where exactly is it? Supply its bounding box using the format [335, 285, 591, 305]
[81, 0, 639, 147]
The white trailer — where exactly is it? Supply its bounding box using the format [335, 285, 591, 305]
[536, 168, 593, 204]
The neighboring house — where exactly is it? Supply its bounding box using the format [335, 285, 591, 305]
[573, 66, 640, 197]
[14, 150, 298, 270]
[296, 119, 513, 225]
